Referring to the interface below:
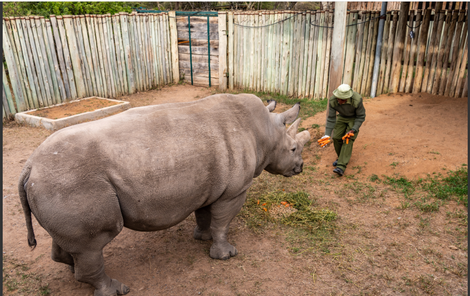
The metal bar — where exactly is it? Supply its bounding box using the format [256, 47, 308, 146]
[370, 2, 388, 98]
[207, 16, 211, 87]
[188, 16, 193, 85]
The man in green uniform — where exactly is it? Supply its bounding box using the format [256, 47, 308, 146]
[321, 84, 366, 176]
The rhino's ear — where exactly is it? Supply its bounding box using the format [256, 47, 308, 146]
[295, 130, 311, 147]
[266, 100, 277, 112]
[286, 118, 301, 139]
[279, 102, 300, 125]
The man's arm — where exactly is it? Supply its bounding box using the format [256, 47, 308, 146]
[352, 100, 366, 132]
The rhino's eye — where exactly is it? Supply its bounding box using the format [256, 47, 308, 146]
[291, 147, 296, 152]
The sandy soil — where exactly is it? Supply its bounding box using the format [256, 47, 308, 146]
[3, 84, 468, 295]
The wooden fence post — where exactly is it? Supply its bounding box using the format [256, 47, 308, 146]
[218, 12, 228, 91]
[228, 12, 234, 90]
[328, 2, 348, 98]
[412, 9, 432, 93]
[389, 2, 410, 93]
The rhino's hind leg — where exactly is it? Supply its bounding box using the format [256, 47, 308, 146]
[193, 205, 212, 241]
[51, 240, 74, 273]
[209, 191, 247, 260]
[73, 250, 130, 296]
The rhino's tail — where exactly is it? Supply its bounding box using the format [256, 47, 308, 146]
[18, 163, 37, 250]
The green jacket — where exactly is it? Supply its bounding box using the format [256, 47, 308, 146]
[325, 91, 366, 136]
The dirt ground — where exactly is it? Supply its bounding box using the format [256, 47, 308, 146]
[3, 84, 468, 295]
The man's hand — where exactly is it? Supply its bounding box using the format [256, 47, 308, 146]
[342, 131, 355, 144]
[318, 135, 331, 147]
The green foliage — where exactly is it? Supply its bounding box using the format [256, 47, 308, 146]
[3, 2, 133, 18]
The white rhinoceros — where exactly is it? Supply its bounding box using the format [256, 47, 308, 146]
[18, 93, 310, 296]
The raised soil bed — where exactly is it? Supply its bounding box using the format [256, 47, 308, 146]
[15, 97, 130, 131]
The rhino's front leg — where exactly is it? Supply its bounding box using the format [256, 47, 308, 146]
[209, 191, 247, 260]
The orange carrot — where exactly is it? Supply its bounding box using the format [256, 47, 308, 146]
[281, 201, 287, 205]
[257, 200, 260, 205]
[263, 208, 267, 212]
[285, 204, 289, 207]
[262, 203, 266, 206]
[346, 138, 349, 144]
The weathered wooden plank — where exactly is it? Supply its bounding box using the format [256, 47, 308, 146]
[314, 12, 325, 99]
[56, 16, 77, 99]
[218, 12, 228, 90]
[365, 12, 379, 96]
[444, 10, 466, 96]
[14, 18, 40, 108]
[377, 12, 391, 95]
[107, 13, 121, 95]
[297, 12, 307, 97]
[390, 3, 411, 93]
[432, 11, 453, 95]
[63, 16, 86, 98]
[120, 13, 135, 93]
[405, 9, 422, 93]
[3, 66, 17, 115]
[73, 16, 92, 96]
[169, 11, 180, 84]
[40, 17, 61, 104]
[292, 12, 301, 96]
[50, 16, 72, 99]
[425, 9, 446, 93]
[94, 15, 111, 97]
[3, 20, 28, 111]
[462, 71, 468, 98]
[356, 11, 370, 94]
[422, 3, 444, 92]
[177, 27, 219, 41]
[153, 14, 163, 86]
[454, 17, 468, 97]
[25, 17, 49, 106]
[352, 11, 365, 92]
[111, 14, 125, 94]
[305, 11, 314, 97]
[7, 18, 33, 109]
[180, 75, 220, 86]
[323, 11, 334, 98]
[308, 11, 320, 98]
[343, 12, 358, 87]
[162, 14, 172, 84]
[87, 15, 105, 97]
[32, 17, 55, 106]
[44, 19, 67, 103]
[300, 11, 310, 97]
[438, 10, 459, 95]
[157, 14, 166, 85]
[286, 11, 295, 96]
[179, 68, 219, 78]
[41, 16, 62, 104]
[279, 12, 287, 94]
[25, 17, 48, 106]
[139, 14, 150, 90]
[361, 12, 375, 95]
[384, 11, 398, 93]
[227, 12, 234, 89]
[412, 9, 432, 93]
[3, 86, 14, 118]
[255, 12, 261, 91]
[129, 13, 142, 91]
[399, 10, 413, 92]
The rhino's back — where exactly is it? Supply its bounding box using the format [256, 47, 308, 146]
[25, 94, 268, 230]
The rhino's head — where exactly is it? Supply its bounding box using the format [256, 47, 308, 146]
[264, 101, 311, 177]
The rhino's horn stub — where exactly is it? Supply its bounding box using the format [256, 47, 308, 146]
[266, 100, 277, 112]
[279, 103, 300, 125]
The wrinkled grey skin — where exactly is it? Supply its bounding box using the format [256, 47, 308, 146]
[18, 94, 310, 296]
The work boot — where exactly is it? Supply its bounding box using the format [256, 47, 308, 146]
[333, 167, 344, 176]
[333, 159, 338, 167]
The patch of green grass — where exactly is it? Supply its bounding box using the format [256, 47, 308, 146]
[422, 167, 468, 206]
[414, 198, 441, 212]
[390, 162, 399, 168]
[311, 124, 320, 129]
[383, 176, 416, 198]
[369, 174, 380, 183]
[3, 256, 50, 295]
